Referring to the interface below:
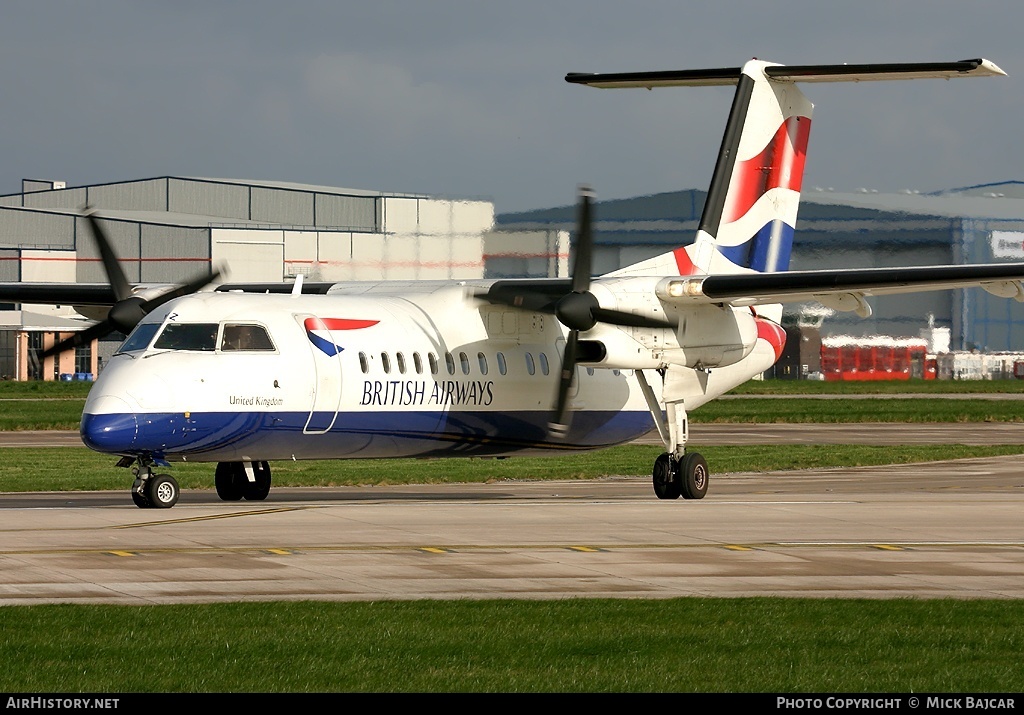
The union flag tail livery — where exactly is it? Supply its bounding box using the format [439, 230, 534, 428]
[4, 56, 1020, 509]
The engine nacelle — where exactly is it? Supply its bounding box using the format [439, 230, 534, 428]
[583, 277, 759, 370]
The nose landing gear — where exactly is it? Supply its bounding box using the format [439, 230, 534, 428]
[126, 457, 180, 509]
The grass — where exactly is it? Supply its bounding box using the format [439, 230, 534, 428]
[0, 599, 1021, 692]
[5, 443, 1024, 493]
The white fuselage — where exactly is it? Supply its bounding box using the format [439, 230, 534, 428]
[80, 281, 781, 463]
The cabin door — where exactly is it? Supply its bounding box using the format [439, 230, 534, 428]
[296, 314, 343, 434]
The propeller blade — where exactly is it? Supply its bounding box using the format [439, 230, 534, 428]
[84, 208, 133, 302]
[40, 320, 117, 360]
[138, 268, 222, 314]
[548, 330, 580, 438]
[570, 187, 594, 294]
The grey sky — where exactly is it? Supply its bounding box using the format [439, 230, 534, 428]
[2, 1, 1022, 214]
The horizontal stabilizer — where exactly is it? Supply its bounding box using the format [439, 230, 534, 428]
[565, 58, 1005, 89]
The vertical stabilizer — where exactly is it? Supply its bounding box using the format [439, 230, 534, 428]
[565, 57, 1005, 278]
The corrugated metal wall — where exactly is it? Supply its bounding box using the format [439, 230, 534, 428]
[168, 178, 250, 220]
[86, 179, 168, 212]
[315, 193, 379, 231]
[0, 209, 75, 248]
[0, 249, 18, 281]
[141, 225, 210, 283]
[22, 187, 87, 211]
[251, 187, 313, 225]
[75, 216, 140, 283]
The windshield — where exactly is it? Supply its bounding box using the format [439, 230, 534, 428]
[116, 323, 161, 354]
[152, 323, 219, 352]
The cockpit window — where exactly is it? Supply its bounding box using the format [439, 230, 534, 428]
[220, 323, 276, 352]
[116, 323, 161, 354]
[153, 323, 219, 352]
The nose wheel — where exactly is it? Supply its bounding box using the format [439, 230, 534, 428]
[130, 462, 180, 509]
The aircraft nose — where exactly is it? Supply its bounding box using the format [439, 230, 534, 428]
[80, 395, 139, 453]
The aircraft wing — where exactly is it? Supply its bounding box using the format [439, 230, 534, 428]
[667, 263, 1024, 316]
[0, 283, 118, 306]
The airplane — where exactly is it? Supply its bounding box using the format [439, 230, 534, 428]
[3, 56, 1024, 510]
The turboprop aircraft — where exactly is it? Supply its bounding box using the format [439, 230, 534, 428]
[5, 57, 1024, 510]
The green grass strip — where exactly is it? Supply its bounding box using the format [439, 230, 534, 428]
[0, 599, 1021, 692]
[4, 444, 1024, 492]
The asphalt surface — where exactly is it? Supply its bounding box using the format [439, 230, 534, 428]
[1, 423, 1023, 604]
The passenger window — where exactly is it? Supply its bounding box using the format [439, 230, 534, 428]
[497, 352, 507, 375]
[586, 367, 595, 376]
[459, 352, 470, 375]
[445, 352, 456, 375]
[397, 352, 407, 374]
[382, 352, 391, 374]
[117, 322, 161, 353]
[525, 352, 535, 376]
[413, 352, 423, 374]
[478, 352, 488, 375]
[359, 352, 369, 374]
[221, 324, 275, 351]
[429, 353, 439, 375]
[154, 323, 218, 352]
[539, 353, 550, 376]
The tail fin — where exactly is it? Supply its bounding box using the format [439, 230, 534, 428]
[567, 58, 1005, 278]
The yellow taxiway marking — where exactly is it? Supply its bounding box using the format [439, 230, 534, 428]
[871, 544, 906, 551]
[106, 550, 136, 557]
[266, 549, 292, 555]
[420, 547, 451, 554]
[568, 546, 602, 552]
[724, 545, 754, 551]
[114, 506, 312, 529]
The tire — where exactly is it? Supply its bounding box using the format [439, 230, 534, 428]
[131, 490, 151, 509]
[144, 474, 179, 509]
[242, 461, 272, 501]
[215, 462, 245, 501]
[680, 452, 709, 500]
[652, 453, 681, 500]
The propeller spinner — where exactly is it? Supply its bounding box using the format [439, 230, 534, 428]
[40, 208, 221, 359]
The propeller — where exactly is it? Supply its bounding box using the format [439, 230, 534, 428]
[481, 186, 673, 437]
[41, 207, 221, 359]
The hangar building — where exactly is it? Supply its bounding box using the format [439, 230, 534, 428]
[0, 176, 567, 380]
[496, 181, 1024, 354]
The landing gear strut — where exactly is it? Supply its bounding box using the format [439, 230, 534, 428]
[637, 369, 709, 501]
[127, 457, 180, 509]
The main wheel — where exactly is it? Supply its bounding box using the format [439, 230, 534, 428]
[144, 474, 179, 509]
[242, 461, 272, 501]
[680, 452, 709, 500]
[131, 490, 151, 508]
[652, 453, 681, 500]
[215, 462, 245, 501]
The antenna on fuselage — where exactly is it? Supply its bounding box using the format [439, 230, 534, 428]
[291, 274, 304, 295]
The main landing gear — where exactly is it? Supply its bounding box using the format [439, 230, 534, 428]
[652, 452, 708, 500]
[636, 369, 710, 501]
[215, 461, 272, 502]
